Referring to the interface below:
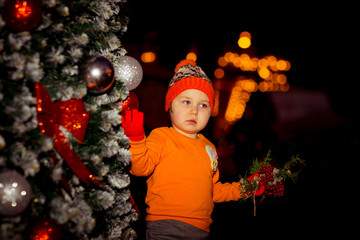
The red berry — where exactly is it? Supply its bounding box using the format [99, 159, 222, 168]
[258, 164, 285, 197]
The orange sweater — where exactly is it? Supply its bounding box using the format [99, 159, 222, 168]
[129, 127, 243, 232]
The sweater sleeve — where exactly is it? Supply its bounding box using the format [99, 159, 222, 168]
[129, 129, 164, 177]
[212, 169, 245, 202]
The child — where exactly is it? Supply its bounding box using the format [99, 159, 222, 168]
[122, 60, 264, 239]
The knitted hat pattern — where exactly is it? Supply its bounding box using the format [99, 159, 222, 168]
[165, 60, 214, 112]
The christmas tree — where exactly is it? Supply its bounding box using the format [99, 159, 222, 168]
[0, 0, 141, 239]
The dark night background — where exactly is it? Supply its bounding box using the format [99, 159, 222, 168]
[122, 1, 356, 238]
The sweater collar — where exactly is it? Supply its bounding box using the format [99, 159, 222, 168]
[169, 127, 203, 141]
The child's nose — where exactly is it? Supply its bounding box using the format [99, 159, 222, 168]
[190, 106, 198, 114]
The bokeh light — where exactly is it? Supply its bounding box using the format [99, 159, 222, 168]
[238, 31, 252, 49]
[186, 52, 197, 61]
[141, 52, 156, 63]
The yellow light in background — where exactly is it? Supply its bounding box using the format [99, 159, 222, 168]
[225, 86, 246, 123]
[284, 60, 291, 71]
[259, 81, 283, 92]
[276, 60, 291, 71]
[258, 58, 269, 68]
[267, 55, 278, 71]
[239, 31, 251, 38]
[213, 32, 291, 97]
[249, 58, 259, 71]
[225, 79, 257, 123]
[224, 52, 235, 62]
[272, 83, 280, 91]
[233, 56, 242, 68]
[267, 81, 274, 91]
[238, 37, 251, 49]
[240, 91, 251, 102]
[218, 56, 227, 67]
[276, 60, 287, 70]
[280, 82, 290, 91]
[186, 52, 197, 61]
[258, 67, 271, 79]
[238, 31, 252, 49]
[236, 79, 258, 92]
[276, 74, 287, 84]
[214, 68, 225, 79]
[259, 81, 268, 92]
[239, 53, 250, 63]
[141, 52, 156, 63]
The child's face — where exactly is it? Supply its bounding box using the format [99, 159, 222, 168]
[170, 89, 211, 139]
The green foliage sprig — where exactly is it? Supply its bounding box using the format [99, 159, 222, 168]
[239, 149, 306, 215]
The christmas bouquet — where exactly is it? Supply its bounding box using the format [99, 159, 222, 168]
[239, 150, 305, 215]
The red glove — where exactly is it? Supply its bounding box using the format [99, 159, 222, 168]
[121, 109, 145, 142]
[247, 173, 265, 196]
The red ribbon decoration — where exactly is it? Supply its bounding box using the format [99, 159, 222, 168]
[35, 83, 102, 185]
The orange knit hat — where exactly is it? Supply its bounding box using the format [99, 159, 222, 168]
[165, 60, 214, 112]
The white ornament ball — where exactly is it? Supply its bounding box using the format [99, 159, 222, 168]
[116, 56, 143, 90]
[0, 170, 32, 216]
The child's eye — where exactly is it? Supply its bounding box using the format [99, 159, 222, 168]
[200, 103, 208, 108]
[182, 100, 190, 105]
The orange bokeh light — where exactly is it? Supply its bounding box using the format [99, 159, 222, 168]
[238, 31, 252, 49]
[141, 52, 156, 63]
[217, 56, 228, 67]
[214, 68, 225, 79]
[238, 37, 251, 49]
[239, 31, 251, 39]
[186, 52, 197, 61]
[15, 1, 32, 19]
[258, 67, 271, 79]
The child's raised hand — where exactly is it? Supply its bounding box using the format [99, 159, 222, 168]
[121, 109, 145, 141]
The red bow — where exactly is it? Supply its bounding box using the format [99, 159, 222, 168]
[35, 83, 102, 185]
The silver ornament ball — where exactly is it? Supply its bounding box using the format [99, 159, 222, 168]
[0, 170, 32, 216]
[84, 56, 115, 94]
[116, 56, 143, 91]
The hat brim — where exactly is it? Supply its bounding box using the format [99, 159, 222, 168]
[165, 77, 215, 113]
